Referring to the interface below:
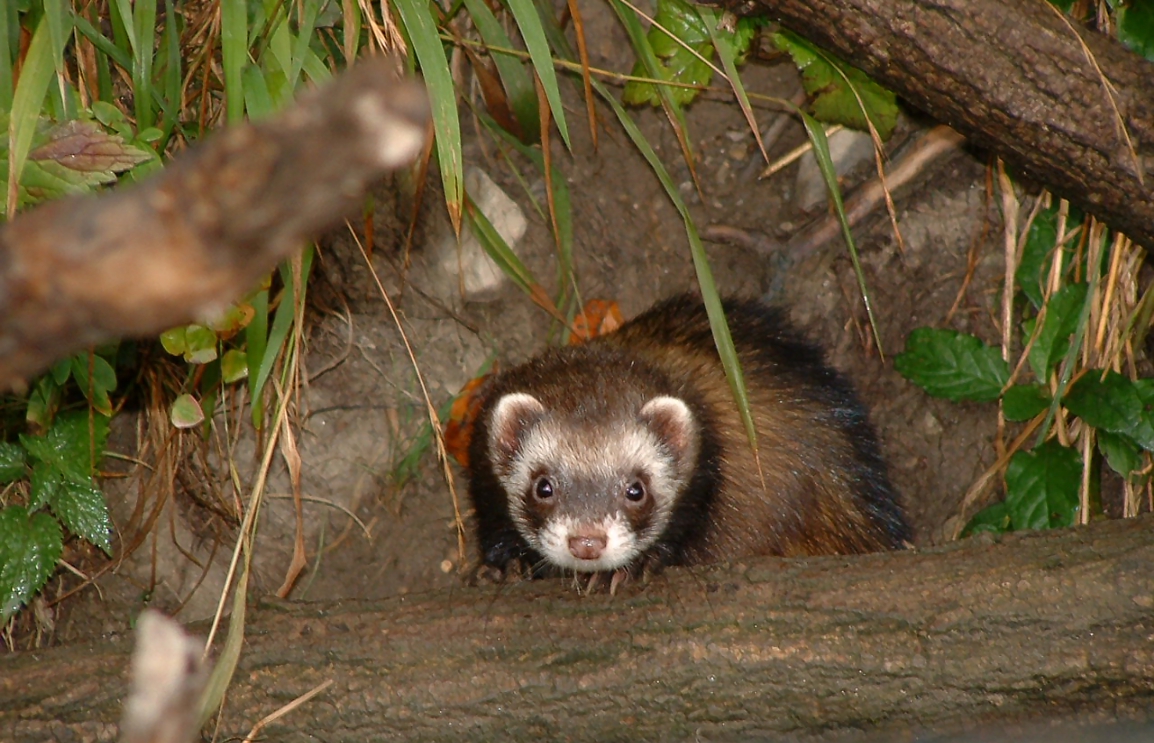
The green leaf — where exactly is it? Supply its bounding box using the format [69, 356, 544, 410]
[1098, 429, 1142, 479]
[5, 17, 57, 216]
[894, 328, 1009, 402]
[1016, 206, 1058, 310]
[28, 461, 61, 512]
[170, 393, 206, 429]
[1002, 384, 1050, 422]
[623, 0, 714, 107]
[1064, 371, 1154, 451]
[1027, 283, 1087, 382]
[50, 476, 112, 554]
[770, 30, 897, 140]
[961, 501, 1012, 537]
[183, 324, 219, 364]
[71, 353, 118, 416]
[1004, 440, 1081, 531]
[160, 326, 186, 356]
[26, 376, 62, 432]
[220, 349, 249, 384]
[20, 410, 111, 481]
[1117, 4, 1154, 62]
[0, 506, 63, 621]
[0, 442, 27, 484]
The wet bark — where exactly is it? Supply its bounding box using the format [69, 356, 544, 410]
[0, 59, 428, 390]
[3, 515, 1153, 742]
[721, 0, 1154, 248]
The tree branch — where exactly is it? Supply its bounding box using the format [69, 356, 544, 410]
[4, 516, 1153, 741]
[0, 59, 429, 390]
[722, 0, 1154, 247]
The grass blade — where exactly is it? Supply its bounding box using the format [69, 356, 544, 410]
[799, 112, 885, 359]
[506, 0, 570, 149]
[220, 0, 249, 124]
[7, 17, 55, 216]
[593, 77, 757, 453]
[394, 0, 464, 232]
[461, 0, 539, 140]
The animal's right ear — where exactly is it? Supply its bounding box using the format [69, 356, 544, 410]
[488, 393, 546, 469]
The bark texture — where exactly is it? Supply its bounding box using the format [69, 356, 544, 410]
[0, 59, 429, 390]
[723, 0, 1154, 247]
[3, 516, 1153, 742]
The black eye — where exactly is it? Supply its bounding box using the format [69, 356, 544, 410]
[625, 481, 645, 502]
[534, 477, 554, 500]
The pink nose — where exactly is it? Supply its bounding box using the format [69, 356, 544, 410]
[569, 534, 607, 560]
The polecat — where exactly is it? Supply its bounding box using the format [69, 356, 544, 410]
[466, 294, 911, 582]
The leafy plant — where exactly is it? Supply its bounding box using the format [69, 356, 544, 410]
[0, 410, 112, 622]
[896, 199, 1153, 536]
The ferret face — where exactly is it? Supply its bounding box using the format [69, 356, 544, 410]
[486, 392, 699, 572]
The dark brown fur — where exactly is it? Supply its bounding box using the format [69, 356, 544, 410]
[466, 294, 911, 575]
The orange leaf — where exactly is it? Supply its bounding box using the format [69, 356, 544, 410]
[569, 299, 623, 344]
[443, 371, 494, 468]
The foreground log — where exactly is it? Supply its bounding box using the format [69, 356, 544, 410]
[721, 0, 1154, 248]
[3, 515, 1153, 742]
[0, 59, 428, 390]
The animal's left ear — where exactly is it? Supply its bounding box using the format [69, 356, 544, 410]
[639, 396, 698, 466]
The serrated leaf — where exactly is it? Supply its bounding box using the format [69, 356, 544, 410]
[961, 501, 1012, 537]
[770, 30, 897, 140]
[28, 461, 61, 512]
[1098, 429, 1142, 479]
[25, 376, 62, 433]
[0, 506, 63, 622]
[0, 442, 27, 483]
[1117, 4, 1154, 61]
[20, 411, 110, 481]
[220, 349, 249, 384]
[894, 328, 1009, 402]
[1064, 371, 1154, 451]
[50, 476, 112, 554]
[1028, 283, 1087, 382]
[623, 0, 714, 107]
[1004, 440, 1081, 530]
[1002, 384, 1050, 421]
[170, 393, 206, 429]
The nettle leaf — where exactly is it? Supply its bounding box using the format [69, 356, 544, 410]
[961, 501, 1012, 537]
[29, 461, 63, 511]
[1002, 384, 1050, 422]
[623, 0, 714, 107]
[770, 30, 897, 140]
[1064, 371, 1154, 451]
[1117, 4, 1154, 62]
[894, 328, 1009, 402]
[1004, 440, 1081, 531]
[1027, 283, 1087, 382]
[51, 476, 112, 554]
[0, 506, 63, 622]
[0, 442, 27, 483]
[1097, 430, 1142, 479]
[20, 411, 111, 481]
